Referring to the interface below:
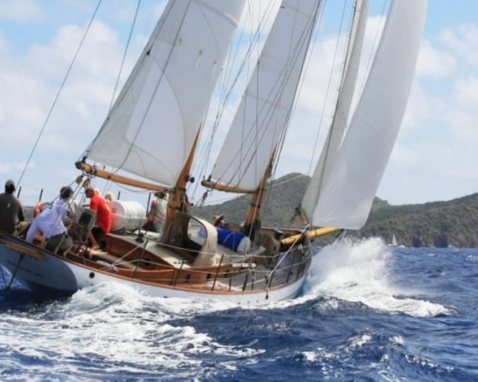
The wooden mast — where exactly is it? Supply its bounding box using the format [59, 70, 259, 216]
[163, 131, 201, 230]
[242, 154, 275, 240]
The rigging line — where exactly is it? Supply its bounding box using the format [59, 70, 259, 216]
[108, 0, 142, 111]
[261, 2, 325, 226]
[0, 264, 7, 287]
[194, 3, 279, 188]
[306, 0, 351, 176]
[17, 0, 104, 188]
[110, 0, 192, 176]
[6, 254, 24, 290]
[84, 1, 176, 162]
[359, 0, 388, 93]
[310, 0, 368, 211]
[212, 1, 323, 189]
[191, 1, 281, 201]
[194, 0, 282, 180]
[192, 1, 250, 180]
[234, 1, 324, 227]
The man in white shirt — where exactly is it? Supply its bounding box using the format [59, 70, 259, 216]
[26, 186, 75, 253]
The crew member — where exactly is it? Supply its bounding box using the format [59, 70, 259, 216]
[0, 179, 25, 234]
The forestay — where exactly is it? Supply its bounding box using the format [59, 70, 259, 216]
[304, 0, 427, 229]
[87, 0, 246, 187]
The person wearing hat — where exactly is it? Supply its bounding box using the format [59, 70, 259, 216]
[0, 179, 25, 235]
[26, 186, 74, 253]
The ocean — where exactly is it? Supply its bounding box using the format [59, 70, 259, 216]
[1, 238, 477, 381]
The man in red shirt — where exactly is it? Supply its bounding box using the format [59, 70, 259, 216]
[85, 187, 112, 249]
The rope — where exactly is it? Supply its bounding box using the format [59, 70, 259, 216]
[108, 0, 142, 111]
[5, 254, 24, 290]
[17, 0, 104, 188]
[268, 225, 309, 278]
[0, 264, 7, 287]
[307, 0, 351, 175]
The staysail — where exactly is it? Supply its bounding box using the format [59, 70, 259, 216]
[86, 0, 246, 188]
[208, 0, 322, 192]
[304, 0, 427, 229]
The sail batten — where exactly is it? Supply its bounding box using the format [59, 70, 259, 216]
[86, 0, 246, 188]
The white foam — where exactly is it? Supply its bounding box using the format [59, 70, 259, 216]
[0, 283, 263, 377]
[298, 237, 450, 317]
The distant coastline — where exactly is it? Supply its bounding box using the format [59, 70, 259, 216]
[193, 173, 478, 248]
[23, 173, 477, 248]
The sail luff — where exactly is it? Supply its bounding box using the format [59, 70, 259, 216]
[209, 0, 322, 192]
[86, 0, 246, 188]
[302, 0, 369, 221]
[310, 0, 427, 229]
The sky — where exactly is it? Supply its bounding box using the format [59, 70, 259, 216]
[0, 0, 477, 208]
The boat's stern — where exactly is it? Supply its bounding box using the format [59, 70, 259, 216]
[0, 235, 78, 294]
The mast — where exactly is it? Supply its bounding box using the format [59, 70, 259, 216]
[163, 132, 200, 230]
[243, 153, 275, 240]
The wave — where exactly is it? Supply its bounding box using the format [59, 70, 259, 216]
[297, 237, 450, 317]
[0, 283, 262, 379]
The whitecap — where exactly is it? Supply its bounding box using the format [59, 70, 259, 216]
[299, 237, 450, 317]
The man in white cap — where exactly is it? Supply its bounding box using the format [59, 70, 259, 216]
[0, 179, 25, 234]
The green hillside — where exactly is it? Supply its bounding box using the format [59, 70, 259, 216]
[195, 173, 478, 248]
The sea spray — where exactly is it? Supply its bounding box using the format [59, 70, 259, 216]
[303, 237, 449, 317]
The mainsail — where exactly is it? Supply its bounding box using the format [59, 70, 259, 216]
[86, 0, 246, 188]
[304, 0, 427, 229]
[208, 0, 322, 192]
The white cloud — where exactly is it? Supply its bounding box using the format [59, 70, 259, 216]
[0, 32, 9, 53]
[381, 20, 478, 204]
[416, 39, 455, 78]
[440, 23, 478, 67]
[0, 16, 142, 203]
[0, 0, 45, 22]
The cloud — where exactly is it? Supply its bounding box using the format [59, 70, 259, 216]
[440, 23, 478, 67]
[0, 12, 147, 203]
[0, 32, 9, 53]
[416, 39, 455, 78]
[0, 0, 45, 22]
[0, 20, 139, 149]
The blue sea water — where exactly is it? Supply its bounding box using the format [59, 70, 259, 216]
[1, 238, 477, 381]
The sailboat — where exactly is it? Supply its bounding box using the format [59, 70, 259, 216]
[0, 0, 427, 305]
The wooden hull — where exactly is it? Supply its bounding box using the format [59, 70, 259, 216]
[0, 234, 311, 306]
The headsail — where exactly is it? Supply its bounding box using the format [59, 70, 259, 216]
[86, 0, 246, 188]
[304, 0, 427, 229]
[208, 0, 322, 192]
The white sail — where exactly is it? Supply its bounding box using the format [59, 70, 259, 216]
[209, 0, 322, 191]
[308, 0, 427, 229]
[86, 0, 246, 187]
[302, 0, 369, 221]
